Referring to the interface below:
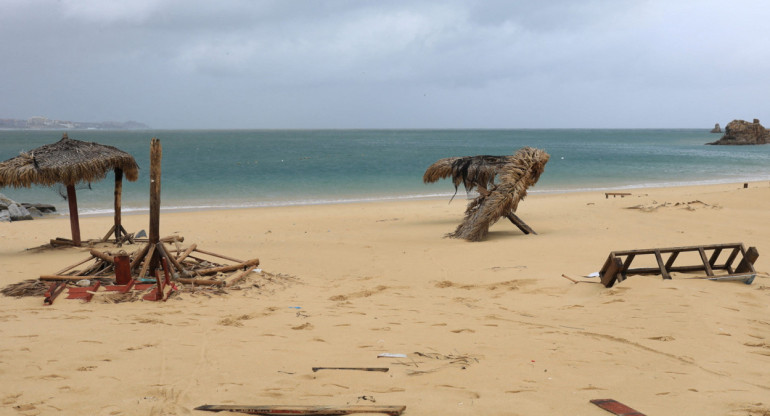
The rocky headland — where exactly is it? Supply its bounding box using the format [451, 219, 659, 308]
[708, 119, 770, 145]
[0, 117, 149, 130]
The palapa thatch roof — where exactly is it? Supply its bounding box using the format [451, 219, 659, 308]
[448, 147, 549, 242]
[0, 133, 139, 188]
[423, 155, 512, 194]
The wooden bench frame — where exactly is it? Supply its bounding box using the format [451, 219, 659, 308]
[600, 243, 759, 287]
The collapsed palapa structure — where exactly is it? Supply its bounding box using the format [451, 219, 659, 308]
[424, 147, 550, 242]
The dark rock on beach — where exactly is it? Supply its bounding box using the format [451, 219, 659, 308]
[708, 119, 770, 145]
[710, 123, 722, 133]
[0, 193, 56, 222]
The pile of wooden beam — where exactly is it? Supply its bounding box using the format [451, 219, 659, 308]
[38, 235, 259, 304]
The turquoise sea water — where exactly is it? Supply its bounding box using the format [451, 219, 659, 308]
[1, 129, 769, 215]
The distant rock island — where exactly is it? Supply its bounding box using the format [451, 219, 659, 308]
[708, 119, 770, 145]
[0, 116, 149, 130]
[710, 123, 722, 133]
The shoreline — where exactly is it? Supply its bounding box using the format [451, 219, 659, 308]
[22, 178, 770, 218]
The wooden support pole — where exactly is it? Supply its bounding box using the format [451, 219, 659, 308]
[66, 184, 81, 246]
[130, 243, 151, 271]
[224, 266, 257, 287]
[149, 138, 162, 245]
[177, 277, 225, 286]
[138, 244, 156, 279]
[176, 243, 197, 263]
[54, 256, 94, 275]
[114, 167, 123, 240]
[89, 249, 115, 264]
[101, 225, 116, 242]
[148, 137, 162, 273]
[193, 247, 245, 264]
[40, 275, 99, 281]
[156, 242, 188, 278]
[505, 212, 537, 235]
[196, 258, 260, 276]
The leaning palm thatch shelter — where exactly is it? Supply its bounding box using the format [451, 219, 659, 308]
[0, 133, 139, 246]
[424, 147, 550, 242]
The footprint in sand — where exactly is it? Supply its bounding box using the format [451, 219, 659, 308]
[291, 322, 314, 330]
[329, 285, 388, 301]
[2, 393, 22, 405]
[436, 385, 480, 399]
[218, 314, 255, 327]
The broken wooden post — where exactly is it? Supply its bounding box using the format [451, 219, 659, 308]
[66, 184, 81, 246]
[505, 212, 537, 235]
[148, 137, 162, 273]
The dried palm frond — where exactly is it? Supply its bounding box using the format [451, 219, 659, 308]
[449, 147, 549, 241]
[1, 279, 49, 297]
[423, 155, 512, 194]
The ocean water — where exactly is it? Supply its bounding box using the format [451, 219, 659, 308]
[1, 129, 769, 216]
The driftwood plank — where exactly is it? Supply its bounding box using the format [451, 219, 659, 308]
[224, 266, 257, 287]
[54, 256, 94, 276]
[505, 213, 537, 235]
[197, 258, 260, 276]
[138, 244, 156, 280]
[194, 248, 245, 263]
[194, 405, 406, 415]
[176, 243, 197, 263]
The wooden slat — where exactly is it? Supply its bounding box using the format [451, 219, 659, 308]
[654, 250, 670, 279]
[664, 251, 679, 269]
[724, 247, 741, 273]
[708, 248, 723, 267]
[698, 247, 714, 276]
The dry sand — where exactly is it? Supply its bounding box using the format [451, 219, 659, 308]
[1, 182, 769, 416]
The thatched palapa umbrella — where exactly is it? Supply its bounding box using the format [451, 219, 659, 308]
[0, 133, 139, 246]
[423, 154, 514, 197]
[424, 147, 549, 241]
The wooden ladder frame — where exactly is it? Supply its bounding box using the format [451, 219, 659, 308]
[600, 243, 759, 287]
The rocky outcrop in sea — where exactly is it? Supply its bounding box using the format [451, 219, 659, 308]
[710, 123, 722, 133]
[0, 193, 57, 222]
[708, 119, 770, 145]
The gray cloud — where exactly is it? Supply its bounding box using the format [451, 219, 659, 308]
[2, 0, 769, 128]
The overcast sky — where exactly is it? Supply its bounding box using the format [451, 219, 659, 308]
[2, 0, 769, 129]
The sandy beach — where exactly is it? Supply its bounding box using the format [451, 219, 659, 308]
[1, 182, 768, 416]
